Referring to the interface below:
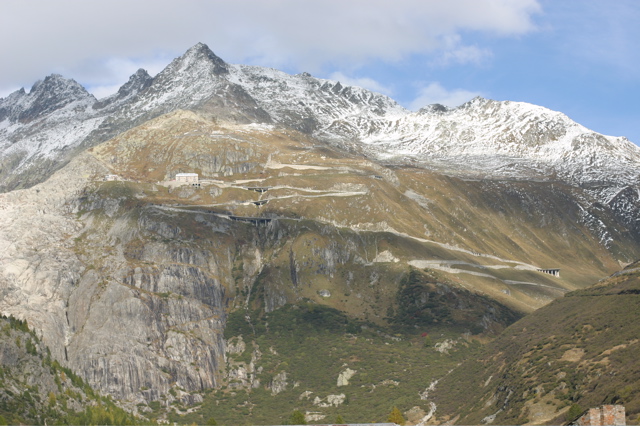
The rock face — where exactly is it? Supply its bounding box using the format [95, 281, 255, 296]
[1, 42, 640, 412]
[0, 153, 227, 402]
[337, 368, 357, 387]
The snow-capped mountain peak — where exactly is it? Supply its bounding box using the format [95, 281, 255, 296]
[178, 42, 229, 75]
[0, 74, 95, 124]
[156, 42, 229, 85]
[94, 69, 153, 109]
[1, 42, 639, 193]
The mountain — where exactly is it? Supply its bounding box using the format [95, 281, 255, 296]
[1, 43, 640, 424]
[3, 43, 639, 250]
[431, 261, 640, 425]
[3, 43, 638, 192]
[93, 68, 153, 110]
[0, 74, 99, 190]
[370, 97, 639, 187]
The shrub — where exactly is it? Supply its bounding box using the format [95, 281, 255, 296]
[566, 404, 583, 423]
[388, 406, 405, 425]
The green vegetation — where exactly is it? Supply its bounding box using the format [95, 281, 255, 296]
[433, 263, 640, 425]
[566, 403, 584, 423]
[388, 406, 406, 425]
[289, 409, 306, 424]
[392, 268, 522, 334]
[0, 315, 140, 425]
[168, 301, 481, 425]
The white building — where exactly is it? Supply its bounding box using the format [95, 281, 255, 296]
[175, 173, 199, 183]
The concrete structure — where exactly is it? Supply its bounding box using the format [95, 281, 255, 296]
[229, 215, 272, 225]
[104, 174, 118, 181]
[574, 405, 626, 426]
[176, 173, 199, 183]
[537, 268, 560, 277]
[246, 186, 270, 193]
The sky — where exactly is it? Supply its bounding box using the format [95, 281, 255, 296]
[1, 0, 639, 144]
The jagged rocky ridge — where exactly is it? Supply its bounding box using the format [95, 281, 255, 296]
[2, 43, 639, 192]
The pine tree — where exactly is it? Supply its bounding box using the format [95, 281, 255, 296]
[388, 406, 406, 425]
[290, 410, 306, 425]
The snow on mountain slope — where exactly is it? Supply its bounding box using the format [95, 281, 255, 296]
[1, 42, 639, 193]
[228, 64, 407, 136]
[93, 69, 153, 111]
[0, 74, 101, 164]
[220, 48, 640, 187]
[131, 42, 229, 114]
[358, 97, 640, 185]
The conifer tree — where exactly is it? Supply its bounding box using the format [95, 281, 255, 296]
[290, 409, 306, 425]
[388, 406, 406, 425]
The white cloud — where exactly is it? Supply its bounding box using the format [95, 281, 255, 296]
[0, 0, 542, 94]
[328, 72, 393, 96]
[433, 34, 493, 66]
[409, 82, 481, 110]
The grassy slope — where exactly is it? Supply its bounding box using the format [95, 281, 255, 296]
[148, 266, 524, 425]
[433, 261, 640, 425]
[167, 303, 482, 425]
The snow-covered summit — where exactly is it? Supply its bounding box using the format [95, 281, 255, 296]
[94, 69, 153, 110]
[1, 42, 639, 191]
[0, 74, 95, 123]
[227, 62, 407, 135]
